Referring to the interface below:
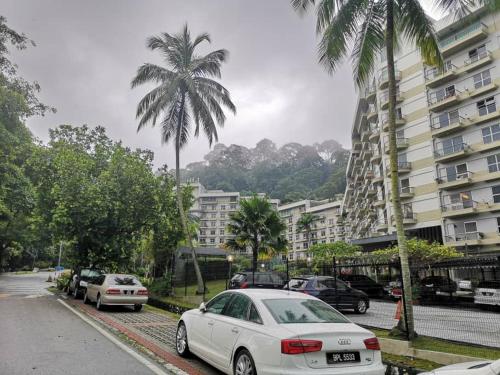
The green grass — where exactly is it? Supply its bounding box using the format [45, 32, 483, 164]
[14, 271, 33, 275]
[143, 304, 181, 320]
[46, 286, 59, 294]
[382, 353, 441, 371]
[169, 279, 228, 305]
[370, 328, 500, 360]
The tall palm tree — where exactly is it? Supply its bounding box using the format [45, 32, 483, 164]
[226, 196, 287, 276]
[296, 212, 317, 251]
[436, 0, 499, 16]
[132, 25, 236, 294]
[291, 0, 442, 339]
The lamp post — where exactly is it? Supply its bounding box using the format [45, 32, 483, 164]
[226, 254, 234, 290]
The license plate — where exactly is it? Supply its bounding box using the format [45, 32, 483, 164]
[326, 351, 360, 364]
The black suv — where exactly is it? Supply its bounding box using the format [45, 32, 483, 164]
[420, 276, 457, 300]
[68, 268, 103, 298]
[229, 272, 285, 289]
[285, 276, 370, 314]
[339, 274, 385, 297]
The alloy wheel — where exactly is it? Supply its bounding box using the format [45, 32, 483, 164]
[176, 324, 187, 354]
[357, 300, 367, 314]
[235, 353, 254, 375]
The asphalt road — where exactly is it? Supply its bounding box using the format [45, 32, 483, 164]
[0, 272, 169, 375]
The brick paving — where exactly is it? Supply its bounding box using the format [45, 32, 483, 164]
[66, 298, 222, 375]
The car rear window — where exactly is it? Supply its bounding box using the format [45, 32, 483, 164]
[263, 298, 349, 324]
[287, 278, 308, 289]
[231, 274, 246, 282]
[478, 280, 500, 289]
[108, 275, 141, 286]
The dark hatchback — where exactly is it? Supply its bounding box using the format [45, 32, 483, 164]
[285, 276, 370, 314]
[339, 274, 385, 297]
[228, 272, 285, 289]
[420, 276, 457, 300]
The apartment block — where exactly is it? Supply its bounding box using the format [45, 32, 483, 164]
[343, 6, 500, 255]
[187, 182, 279, 248]
[278, 199, 344, 260]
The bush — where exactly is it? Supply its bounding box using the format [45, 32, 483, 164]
[56, 271, 72, 290]
[149, 277, 171, 297]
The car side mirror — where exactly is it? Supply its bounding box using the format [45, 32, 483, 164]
[199, 302, 207, 313]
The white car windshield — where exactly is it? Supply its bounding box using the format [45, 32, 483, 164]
[263, 298, 349, 324]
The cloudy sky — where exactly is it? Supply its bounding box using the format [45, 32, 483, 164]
[4, 0, 440, 168]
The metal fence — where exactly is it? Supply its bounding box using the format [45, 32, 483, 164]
[168, 253, 500, 354]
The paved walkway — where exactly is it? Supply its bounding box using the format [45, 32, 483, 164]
[0, 272, 53, 298]
[66, 297, 222, 375]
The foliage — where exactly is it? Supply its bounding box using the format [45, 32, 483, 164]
[309, 241, 361, 262]
[148, 277, 172, 297]
[226, 195, 287, 270]
[182, 139, 349, 202]
[370, 238, 463, 264]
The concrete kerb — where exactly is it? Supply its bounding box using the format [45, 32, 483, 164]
[379, 338, 490, 365]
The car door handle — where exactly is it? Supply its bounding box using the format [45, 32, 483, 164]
[231, 327, 239, 334]
[208, 321, 214, 326]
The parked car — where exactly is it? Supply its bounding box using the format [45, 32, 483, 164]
[175, 289, 384, 375]
[383, 280, 402, 301]
[474, 280, 500, 310]
[420, 276, 457, 300]
[339, 274, 385, 297]
[228, 272, 284, 289]
[420, 359, 500, 374]
[285, 276, 370, 314]
[84, 273, 148, 312]
[68, 268, 103, 298]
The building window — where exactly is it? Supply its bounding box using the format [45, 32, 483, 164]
[200, 230, 206, 235]
[469, 44, 486, 61]
[303, 243, 308, 249]
[464, 221, 478, 235]
[492, 186, 500, 203]
[473, 70, 491, 89]
[288, 227, 292, 232]
[448, 191, 473, 208]
[288, 217, 292, 223]
[219, 229, 225, 235]
[230, 196, 237, 202]
[219, 238, 224, 244]
[321, 230, 326, 237]
[200, 238, 206, 244]
[497, 218, 500, 232]
[444, 163, 468, 182]
[230, 204, 237, 210]
[295, 234, 299, 240]
[201, 221, 208, 227]
[220, 220, 225, 226]
[210, 230, 216, 235]
[288, 235, 292, 241]
[487, 153, 500, 173]
[211, 221, 216, 227]
[328, 218, 334, 225]
[220, 212, 226, 218]
[201, 205, 208, 210]
[220, 205, 226, 211]
[210, 238, 215, 244]
[482, 124, 500, 144]
[477, 97, 496, 116]
[211, 204, 217, 210]
[211, 213, 216, 218]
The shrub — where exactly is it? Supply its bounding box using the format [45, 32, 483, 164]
[56, 272, 72, 290]
[149, 277, 171, 297]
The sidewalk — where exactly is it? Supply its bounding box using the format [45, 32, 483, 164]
[65, 298, 221, 375]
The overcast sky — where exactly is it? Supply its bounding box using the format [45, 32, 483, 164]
[3, 0, 440, 168]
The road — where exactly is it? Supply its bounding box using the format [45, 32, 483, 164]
[0, 272, 171, 375]
[348, 300, 500, 348]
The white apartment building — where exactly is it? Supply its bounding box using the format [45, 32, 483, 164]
[343, 6, 500, 255]
[278, 199, 344, 260]
[187, 182, 280, 248]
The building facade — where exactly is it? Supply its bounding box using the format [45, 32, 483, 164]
[343, 6, 500, 255]
[278, 199, 344, 260]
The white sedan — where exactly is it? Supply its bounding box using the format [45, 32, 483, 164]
[175, 289, 384, 375]
[421, 360, 500, 375]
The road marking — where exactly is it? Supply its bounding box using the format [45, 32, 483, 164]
[57, 299, 174, 375]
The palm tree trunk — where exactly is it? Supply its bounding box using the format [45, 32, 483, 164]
[175, 93, 205, 295]
[385, 0, 415, 339]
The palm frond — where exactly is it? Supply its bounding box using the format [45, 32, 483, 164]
[291, 0, 317, 14]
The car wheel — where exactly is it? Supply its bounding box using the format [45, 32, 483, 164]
[234, 349, 256, 375]
[73, 287, 80, 299]
[96, 295, 104, 311]
[354, 299, 368, 314]
[134, 304, 143, 312]
[67, 287, 72, 296]
[176, 322, 190, 357]
[83, 291, 90, 304]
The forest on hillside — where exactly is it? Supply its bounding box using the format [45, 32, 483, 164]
[180, 139, 349, 203]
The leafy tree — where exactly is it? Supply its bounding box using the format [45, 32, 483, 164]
[292, 0, 442, 339]
[226, 195, 287, 273]
[132, 25, 236, 294]
[296, 213, 318, 250]
[309, 241, 361, 263]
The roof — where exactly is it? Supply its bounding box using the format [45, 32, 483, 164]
[177, 247, 228, 257]
[221, 288, 313, 300]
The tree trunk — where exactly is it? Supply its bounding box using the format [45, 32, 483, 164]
[385, 0, 416, 339]
[175, 93, 205, 295]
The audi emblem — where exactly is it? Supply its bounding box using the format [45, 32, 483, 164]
[338, 338, 351, 345]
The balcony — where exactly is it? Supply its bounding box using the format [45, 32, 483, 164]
[379, 70, 401, 90]
[387, 161, 412, 175]
[402, 212, 417, 225]
[361, 129, 371, 142]
[463, 50, 493, 73]
[370, 151, 382, 164]
[474, 139, 500, 154]
[400, 186, 415, 199]
[365, 85, 377, 102]
[382, 114, 406, 131]
[380, 90, 404, 110]
[372, 174, 384, 184]
[469, 108, 500, 126]
[441, 200, 478, 218]
[375, 219, 388, 231]
[439, 22, 488, 57]
[436, 171, 473, 190]
[369, 126, 380, 143]
[353, 140, 362, 150]
[430, 113, 469, 138]
[428, 88, 462, 112]
[444, 232, 484, 247]
[366, 185, 377, 196]
[384, 137, 409, 154]
[425, 63, 458, 88]
[434, 142, 469, 163]
[367, 105, 378, 122]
